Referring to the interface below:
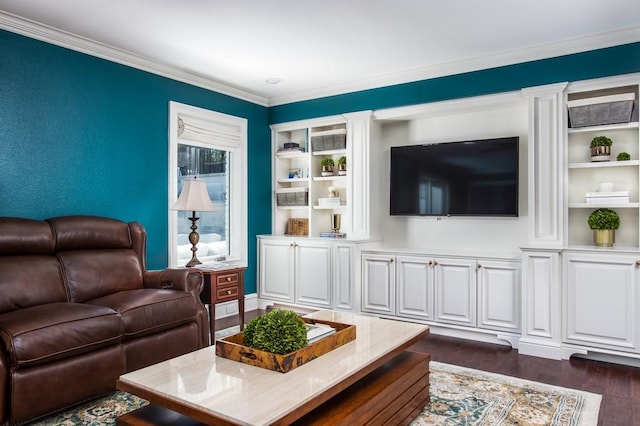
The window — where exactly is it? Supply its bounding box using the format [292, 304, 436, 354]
[168, 101, 247, 267]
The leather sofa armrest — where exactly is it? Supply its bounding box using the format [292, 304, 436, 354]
[143, 269, 203, 298]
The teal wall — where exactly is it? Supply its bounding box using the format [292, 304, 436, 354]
[1, 27, 640, 296]
[269, 42, 640, 124]
[0, 30, 271, 293]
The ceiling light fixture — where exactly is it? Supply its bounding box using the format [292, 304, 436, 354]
[265, 77, 283, 85]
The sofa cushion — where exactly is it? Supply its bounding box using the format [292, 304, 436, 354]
[0, 218, 55, 255]
[58, 250, 144, 302]
[0, 303, 122, 368]
[0, 256, 67, 315]
[89, 289, 197, 339]
[47, 215, 133, 252]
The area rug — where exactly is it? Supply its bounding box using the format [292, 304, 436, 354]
[28, 327, 601, 426]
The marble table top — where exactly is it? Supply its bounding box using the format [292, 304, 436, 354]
[118, 311, 429, 426]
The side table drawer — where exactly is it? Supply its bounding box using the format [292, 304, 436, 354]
[217, 284, 240, 302]
[217, 272, 239, 286]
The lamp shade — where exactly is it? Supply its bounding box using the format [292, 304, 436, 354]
[172, 178, 216, 212]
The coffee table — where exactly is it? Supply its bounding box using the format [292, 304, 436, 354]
[117, 311, 430, 425]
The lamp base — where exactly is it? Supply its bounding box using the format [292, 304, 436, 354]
[185, 211, 202, 268]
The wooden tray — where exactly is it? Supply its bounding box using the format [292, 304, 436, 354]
[215, 318, 356, 373]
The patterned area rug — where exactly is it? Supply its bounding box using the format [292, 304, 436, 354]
[28, 327, 601, 426]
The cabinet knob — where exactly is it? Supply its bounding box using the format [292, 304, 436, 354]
[636, 260, 640, 266]
[226, 277, 232, 282]
[433, 260, 438, 266]
[477, 263, 482, 269]
[227, 290, 232, 295]
[428, 260, 433, 266]
[390, 258, 394, 263]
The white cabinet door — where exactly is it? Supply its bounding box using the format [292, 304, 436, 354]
[434, 257, 477, 327]
[333, 243, 353, 310]
[259, 239, 294, 302]
[477, 260, 521, 333]
[397, 255, 433, 320]
[563, 253, 639, 352]
[295, 241, 332, 308]
[362, 253, 395, 315]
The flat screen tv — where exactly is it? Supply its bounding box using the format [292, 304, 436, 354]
[390, 137, 519, 217]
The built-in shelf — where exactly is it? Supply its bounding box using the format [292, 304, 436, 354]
[277, 205, 308, 210]
[276, 151, 308, 159]
[277, 178, 309, 183]
[569, 203, 640, 208]
[568, 160, 640, 169]
[568, 122, 639, 134]
[313, 204, 346, 210]
[312, 149, 347, 157]
[313, 176, 347, 181]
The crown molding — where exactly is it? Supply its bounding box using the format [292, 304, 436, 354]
[268, 26, 640, 106]
[2, 10, 638, 109]
[0, 11, 269, 107]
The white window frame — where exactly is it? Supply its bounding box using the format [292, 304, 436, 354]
[168, 101, 248, 268]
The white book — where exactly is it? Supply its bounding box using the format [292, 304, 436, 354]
[306, 323, 336, 344]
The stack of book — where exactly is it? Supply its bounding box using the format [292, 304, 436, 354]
[320, 232, 347, 238]
[306, 323, 336, 344]
[585, 191, 629, 204]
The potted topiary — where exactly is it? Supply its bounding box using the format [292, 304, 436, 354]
[590, 136, 612, 162]
[617, 152, 631, 161]
[321, 157, 335, 176]
[587, 208, 620, 247]
[243, 308, 307, 354]
[337, 156, 347, 176]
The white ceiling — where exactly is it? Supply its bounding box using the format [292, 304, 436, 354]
[1, 0, 639, 106]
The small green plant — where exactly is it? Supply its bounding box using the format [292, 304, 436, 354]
[587, 208, 620, 230]
[337, 156, 346, 166]
[320, 157, 334, 167]
[617, 152, 631, 161]
[590, 136, 613, 148]
[243, 309, 307, 354]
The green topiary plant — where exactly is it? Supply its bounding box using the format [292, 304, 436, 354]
[243, 309, 307, 354]
[320, 157, 335, 167]
[587, 208, 620, 230]
[337, 156, 346, 166]
[617, 152, 631, 161]
[590, 136, 613, 148]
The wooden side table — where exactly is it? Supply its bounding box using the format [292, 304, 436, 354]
[198, 266, 246, 345]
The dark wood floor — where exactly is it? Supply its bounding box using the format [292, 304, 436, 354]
[216, 311, 639, 426]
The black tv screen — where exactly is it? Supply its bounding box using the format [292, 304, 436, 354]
[390, 137, 519, 217]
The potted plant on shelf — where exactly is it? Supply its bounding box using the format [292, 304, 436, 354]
[587, 208, 620, 247]
[590, 136, 612, 162]
[337, 156, 347, 176]
[321, 157, 335, 176]
[617, 152, 631, 161]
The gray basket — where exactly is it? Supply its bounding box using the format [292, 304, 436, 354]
[276, 190, 308, 206]
[311, 134, 346, 152]
[568, 94, 635, 128]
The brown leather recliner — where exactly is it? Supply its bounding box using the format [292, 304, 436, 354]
[0, 215, 210, 425]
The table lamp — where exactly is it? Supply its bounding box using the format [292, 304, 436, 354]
[171, 177, 216, 267]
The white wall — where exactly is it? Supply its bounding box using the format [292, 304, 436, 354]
[375, 96, 529, 258]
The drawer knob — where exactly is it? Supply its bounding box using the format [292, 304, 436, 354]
[227, 277, 232, 282]
[227, 289, 232, 295]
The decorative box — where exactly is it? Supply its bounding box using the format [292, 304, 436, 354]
[215, 318, 356, 373]
[585, 191, 630, 204]
[318, 197, 341, 207]
[311, 133, 347, 152]
[568, 93, 635, 128]
[286, 218, 308, 236]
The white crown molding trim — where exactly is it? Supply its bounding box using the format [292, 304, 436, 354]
[0, 11, 269, 107]
[269, 26, 640, 107]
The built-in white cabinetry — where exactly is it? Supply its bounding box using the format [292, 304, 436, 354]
[477, 260, 521, 333]
[563, 251, 640, 354]
[362, 251, 520, 342]
[361, 253, 395, 315]
[258, 236, 374, 311]
[433, 258, 477, 327]
[397, 256, 433, 320]
[259, 238, 330, 308]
